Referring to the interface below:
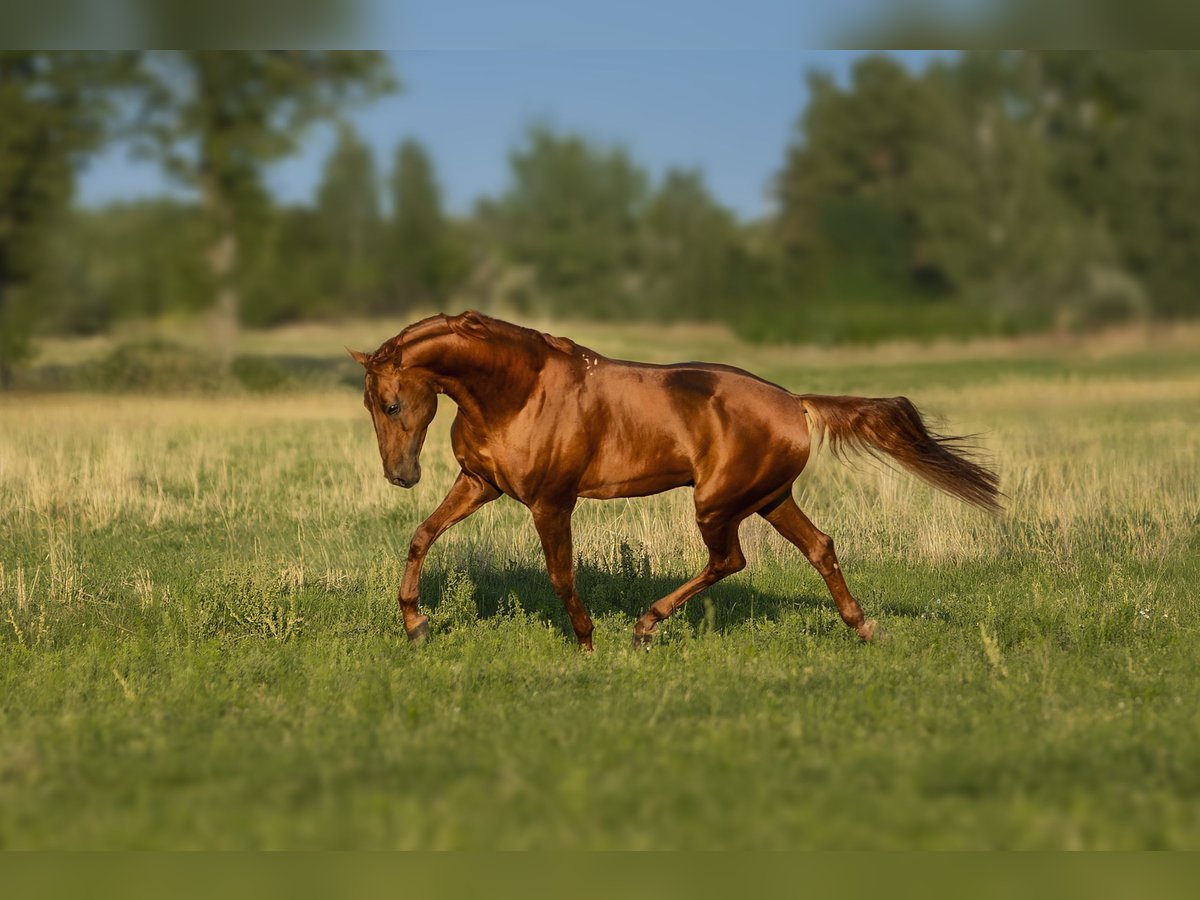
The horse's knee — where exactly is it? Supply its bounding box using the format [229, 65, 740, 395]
[818, 533, 834, 558]
[547, 570, 575, 600]
[407, 526, 434, 562]
[808, 532, 838, 573]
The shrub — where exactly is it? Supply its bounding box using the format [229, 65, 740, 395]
[84, 339, 228, 393]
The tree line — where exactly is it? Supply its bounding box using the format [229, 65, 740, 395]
[3, 51, 1199, 384]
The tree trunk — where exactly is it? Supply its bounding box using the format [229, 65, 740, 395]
[0, 276, 16, 390]
[203, 181, 239, 372]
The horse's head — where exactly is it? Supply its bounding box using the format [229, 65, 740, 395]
[349, 348, 438, 489]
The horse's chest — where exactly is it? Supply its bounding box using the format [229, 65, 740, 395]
[451, 420, 499, 481]
[450, 420, 543, 497]
[452, 412, 591, 501]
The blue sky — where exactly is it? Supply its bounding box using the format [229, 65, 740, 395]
[76, 4, 955, 220]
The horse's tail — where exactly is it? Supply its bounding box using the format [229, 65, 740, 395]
[798, 394, 1002, 512]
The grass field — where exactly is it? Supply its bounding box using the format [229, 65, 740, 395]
[2, 320, 1198, 849]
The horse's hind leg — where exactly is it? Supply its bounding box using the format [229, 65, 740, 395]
[633, 514, 746, 648]
[761, 494, 877, 642]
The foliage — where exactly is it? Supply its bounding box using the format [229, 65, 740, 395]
[777, 56, 937, 295]
[314, 125, 384, 313]
[7, 50, 1200, 382]
[1032, 51, 1200, 319]
[44, 338, 307, 394]
[246, 125, 387, 325]
[771, 51, 1194, 340]
[429, 567, 479, 634]
[642, 169, 750, 321]
[29, 201, 211, 334]
[84, 339, 229, 392]
[133, 51, 397, 361]
[0, 52, 134, 384]
[386, 139, 465, 310]
[490, 126, 650, 317]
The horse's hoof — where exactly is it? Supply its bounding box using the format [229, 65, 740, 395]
[406, 618, 430, 645]
[858, 619, 879, 643]
[631, 631, 653, 650]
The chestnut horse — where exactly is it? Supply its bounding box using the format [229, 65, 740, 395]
[350, 311, 999, 650]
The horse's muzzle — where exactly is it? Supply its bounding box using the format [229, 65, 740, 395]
[388, 473, 419, 488]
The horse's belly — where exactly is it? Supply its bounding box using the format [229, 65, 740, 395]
[576, 435, 693, 499]
[577, 468, 693, 500]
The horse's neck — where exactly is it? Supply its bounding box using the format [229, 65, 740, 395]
[405, 332, 541, 422]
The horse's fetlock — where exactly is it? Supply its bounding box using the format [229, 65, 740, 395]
[634, 612, 659, 636]
[406, 615, 431, 645]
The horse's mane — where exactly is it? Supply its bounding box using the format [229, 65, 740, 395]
[370, 311, 576, 365]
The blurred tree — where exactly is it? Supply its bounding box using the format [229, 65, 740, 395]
[776, 55, 939, 301]
[386, 139, 462, 310]
[241, 205, 322, 326]
[31, 201, 210, 334]
[136, 51, 395, 365]
[906, 53, 1127, 327]
[771, 50, 1169, 338]
[642, 168, 743, 320]
[1026, 51, 1200, 318]
[494, 126, 649, 318]
[314, 124, 383, 315]
[0, 52, 131, 387]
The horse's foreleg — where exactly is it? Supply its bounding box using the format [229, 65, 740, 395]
[760, 494, 876, 642]
[633, 514, 746, 648]
[531, 504, 594, 651]
[399, 471, 499, 643]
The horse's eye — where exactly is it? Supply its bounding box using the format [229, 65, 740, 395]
[385, 403, 400, 415]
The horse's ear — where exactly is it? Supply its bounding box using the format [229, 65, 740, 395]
[448, 310, 491, 341]
[346, 347, 372, 368]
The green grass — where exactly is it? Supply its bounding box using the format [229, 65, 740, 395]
[2, 321, 1199, 848]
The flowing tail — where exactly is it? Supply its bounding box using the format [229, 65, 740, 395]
[799, 394, 1002, 512]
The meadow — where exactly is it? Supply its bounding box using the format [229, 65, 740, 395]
[1, 319, 1198, 849]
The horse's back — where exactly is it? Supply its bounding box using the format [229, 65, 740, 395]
[602, 358, 802, 429]
[571, 357, 810, 500]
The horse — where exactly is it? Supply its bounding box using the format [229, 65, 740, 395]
[349, 310, 1000, 650]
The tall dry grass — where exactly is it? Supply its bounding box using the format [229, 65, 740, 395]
[2, 359, 1196, 611]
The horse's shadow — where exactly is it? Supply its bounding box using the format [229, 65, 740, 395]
[416, 555, 846, 641]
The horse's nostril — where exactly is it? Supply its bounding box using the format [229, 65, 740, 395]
[389, 474, 416, 488]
